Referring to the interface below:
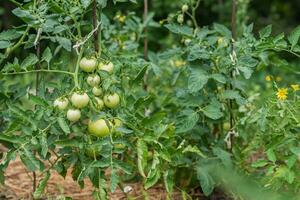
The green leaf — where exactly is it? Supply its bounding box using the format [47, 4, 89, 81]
[56, 37, 72, 51]
[183, 145, 207, 158]
[97, 0, 107, 8]
[196, 166, 215, 196]
[33, 172, 50, 199]
[0, 41, 11, 49]
[188, 45, 210, 61]
[0, 134, 23, 144]
[210, 74, 226, 83]
[213, 23, 231, 38]
[21, 53, 39, 69]
[288, 25, 300, 49]
[42, 47, 52, 64]
[213, 147, 232, 168]
[55, 139, 83, 148]
[164, 24, 193, 37]
[251, 159, 268, 168]
[0, 29, 22, 41]
[58, 117, 71, 134]
[176, 110, 199, 133]
[202, 103, 223, 120]
[110, 168, 119, 192]
[221, 90, 245, 105]
[28, 95, 49, 107]
[144, 169, 160, 189]
[137, 139, 147, 178]
[188, 69, 209, 93]
[266, 149, 276, 163]
[131, 65, 148, 85]
[40, 134, 48, 158]
[163, 170, 174, 193]
[8, 105, 38, 130]
[259, 25, 272, 38]
[22, 147, 41, 171]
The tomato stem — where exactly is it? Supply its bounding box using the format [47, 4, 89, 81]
[2, 69, 74, 76]
[74, 48, 84, 88]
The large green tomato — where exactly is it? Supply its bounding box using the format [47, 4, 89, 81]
[98, 61, 114, 74]
[53, 97, 69, 110]
[88, 119, 111, 137]
[80, 57, 97, 72]
[67, 109, 81, 122]
[71, 92, 89, 108]
[104, 93, 120, 109]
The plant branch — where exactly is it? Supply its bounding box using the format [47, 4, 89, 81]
[2, 69, 74, 76]
[92, 0, 99, 52]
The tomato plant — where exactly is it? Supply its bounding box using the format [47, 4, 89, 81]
[0, 0, 299, 199]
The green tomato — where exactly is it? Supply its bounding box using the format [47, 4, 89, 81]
[98, 61, 114, 74]
[114, 143, 125, 149]
[87, 74, 100, 87]
[182, 4, 189, 12]
[88, 119, 111, 137]
[92, 87, 103, 96]
[85, 145, 101, 158]
[223, 122, 231, 131]
[112, 118, 122, 128]
[177, 14, 184, 24]
[104, 93, 120, 109]
[67, 109, 81, 122]
[53, 97, 69, 110]
[95, 97, 104, 110]
[71, 92, 89, 108]
[80, 57, 97, 72]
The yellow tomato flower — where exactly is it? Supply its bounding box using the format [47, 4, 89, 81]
[276, 88, 288, 100]
[174, 60, 186, 67]
[291, 84, 299, 91]
[115, 14, 126, 23]
[265, 75, 271, 81]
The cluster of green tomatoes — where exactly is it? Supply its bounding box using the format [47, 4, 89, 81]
[53, 57, 121, 138]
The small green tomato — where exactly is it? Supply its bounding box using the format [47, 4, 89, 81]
[182, 4, 189, 12]
[71, 92, 89, 108]
[98, 61, 114, 74]
[87, 74, 100, 87]
[53, 97, 69, 110]
[92, 87, 103, 96]
[80, 57, 97, 72]
[67, 109, 81, 122]
[95, 97, 104, 110]
[177, 14, 184, 24]
[104, 93, 120, 109]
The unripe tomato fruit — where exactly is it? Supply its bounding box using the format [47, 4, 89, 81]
[88, 119, 111, 137]
[177, 14, 184, 24]
[87, 74, 100, 87]
[53, 97, 69, 110]
[113, 118, 122, 128]
[80, 57, 97, 72]
[92, 87, 103, 96]
[114, 143, 125, 149]
[95, 97, 104, 110]
[104, 93, 120, 109]
[98, 62, 114, 74]
[67, 109, 81, 122]
[85, 145, 101, 158]
[71, 92, 89, 108]
[182, 4, 189, 12]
